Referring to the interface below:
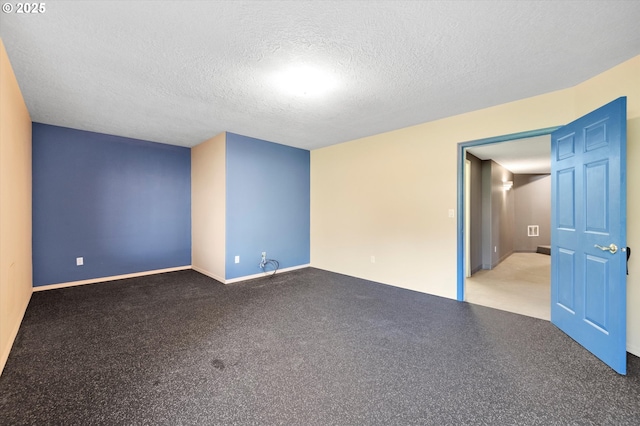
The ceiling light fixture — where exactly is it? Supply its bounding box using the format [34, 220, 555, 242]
[272, 65, 338, 98]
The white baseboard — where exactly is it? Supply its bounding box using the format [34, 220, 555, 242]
[191, 265, 225, 283]
[32, 263, 311, 290]
[224, 264, 310, 284]
[32, 266, 192, 292]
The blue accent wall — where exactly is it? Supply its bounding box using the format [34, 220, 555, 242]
[32, 123, 191, 287]
[225, 133, 310, 279]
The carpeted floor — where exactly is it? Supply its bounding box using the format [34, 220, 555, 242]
[1, 268, 639, 425]
[466, 253, 551, 320]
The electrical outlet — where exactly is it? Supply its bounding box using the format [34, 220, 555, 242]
[371, 255, 375, 263]
[235, 255, 240, 264]
[261, 252, 266, 262]
[76, 257, 83, 266]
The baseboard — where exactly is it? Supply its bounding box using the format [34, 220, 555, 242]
[470, 265, 483, 275]
[224, 264, 310, 284]
[628, 342, 640, 358]
[0, 290, 31, 377]
[483, 251, 515, 270]
[32, 263, 311, 289]
[191, 265, 225, 283]
[497, 250, 513, 265]
[32, 266, 192, 292]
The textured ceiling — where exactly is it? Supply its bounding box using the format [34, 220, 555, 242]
[466, 135, 551, 174]
[1, 1, 639, 150]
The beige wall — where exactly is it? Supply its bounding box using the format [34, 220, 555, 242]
[311, 55, 640, 356]
[191, 132, 226, 282]
[0, 39, 32, 375]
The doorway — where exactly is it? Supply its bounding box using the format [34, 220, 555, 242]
[464, 135, 552, 320]
[457, 99, 628, 374]
[456, 128, 560, 318]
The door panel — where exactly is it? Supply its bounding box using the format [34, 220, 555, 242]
[557, 248, 576, 312]
[585, 161, 608, 232]
[557, 169, 575, 229]
[584, 255, 607, 331]
[551, 97, 627, 374]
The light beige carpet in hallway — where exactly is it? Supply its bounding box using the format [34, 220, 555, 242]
[465, 252, 550, 320]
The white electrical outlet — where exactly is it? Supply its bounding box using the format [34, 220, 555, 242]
[494, 246, 497, 253]
[262, 252, 266, 261]
[234, 255, 240, 264]
[448, 209, 455, 218]
[371, 255, 375, 263]
[76, 257, 83, 266]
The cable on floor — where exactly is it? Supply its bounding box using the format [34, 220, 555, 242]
[261, 259, 279, 278]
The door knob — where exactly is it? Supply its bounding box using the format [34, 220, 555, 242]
[594, 243, 618, 254]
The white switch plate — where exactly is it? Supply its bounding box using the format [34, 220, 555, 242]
[234, 255, 240, 264]
[76, 257, 83, 266]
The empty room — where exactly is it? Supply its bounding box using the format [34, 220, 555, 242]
[1, 1, 639, 424]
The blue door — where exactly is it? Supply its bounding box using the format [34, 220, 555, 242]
[551, 97, 627, 374]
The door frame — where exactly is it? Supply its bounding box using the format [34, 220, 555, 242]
[465, 159, 471, 278]
[456, 126, 561, 301]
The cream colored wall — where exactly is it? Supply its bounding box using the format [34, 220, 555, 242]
[627, 116, 640, 356]
[0, 39, 32, 375]
[191, 132, 226, 282]
[311, 88, 574, 298]
[311, 55, 640, 356]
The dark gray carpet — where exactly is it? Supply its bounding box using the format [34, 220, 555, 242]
[1, 268, 638, 425]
